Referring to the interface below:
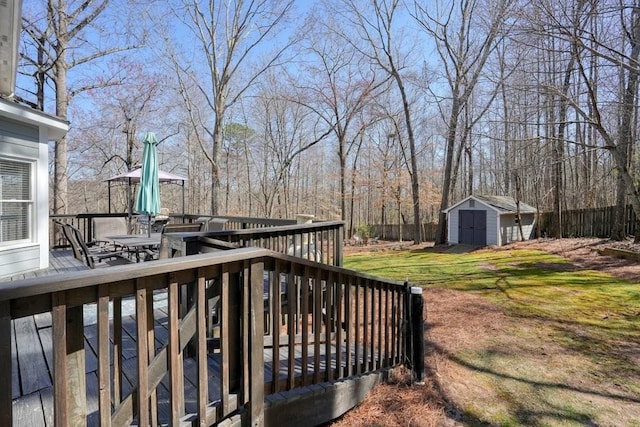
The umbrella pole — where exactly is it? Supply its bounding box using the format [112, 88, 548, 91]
[148, 214, 151, 237]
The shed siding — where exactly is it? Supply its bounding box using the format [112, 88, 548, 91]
[448, 207, 459, 243]
[447, 197, 536, 246]
[499, 213, 536, 245]
[521, 213, 536, 240]
[486, 209, 498, 245]
[447, 199, 499, 246]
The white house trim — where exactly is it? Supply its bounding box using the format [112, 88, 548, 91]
[0, 98, 68, 278]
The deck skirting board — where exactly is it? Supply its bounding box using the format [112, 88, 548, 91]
[263, 369, 388, 427]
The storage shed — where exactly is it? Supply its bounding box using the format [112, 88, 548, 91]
[444, 195, 537, 246]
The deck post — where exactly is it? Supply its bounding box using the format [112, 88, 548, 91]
[410, 286, 425, 384]
[245, 259, 265, 426]
[0, 301, 11, 427]
[335, 224, 344, 267]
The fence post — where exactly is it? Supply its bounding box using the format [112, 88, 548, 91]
[410, 287, 425, 384]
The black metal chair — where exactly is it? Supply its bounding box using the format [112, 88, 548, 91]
[57, 221, 130, 269]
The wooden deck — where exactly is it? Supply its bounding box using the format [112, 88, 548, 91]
[1, 250, 88, 282]
[3, 248, 411, 426]
[11, 298, 362, 426]
[6, 252, 356, 425]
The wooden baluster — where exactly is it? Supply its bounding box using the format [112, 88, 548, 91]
[354, 278, 361, 375]
[301, 266, 311, 386]
[52, 291, 86, 426]
[97, 285, 112, 426]
[325, 271, 333, 382]
[136, 280, 150, 426]
[313, 267, 322, 383]
[196, 271, 208, 426]
[221, 265, 231, 413]
[168, 274, 184, 424]
[112, 297, 123, 404]
[287, 263, 296, 390]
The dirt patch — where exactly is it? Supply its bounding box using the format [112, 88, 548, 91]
[332, 238, 640, 427]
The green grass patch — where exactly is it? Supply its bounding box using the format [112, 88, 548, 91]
[345, 247, 640, 426]
[345, 248, 639, 338]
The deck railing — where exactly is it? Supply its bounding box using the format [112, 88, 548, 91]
[1, 247, 414, 426]
[50, 214, 344, 266]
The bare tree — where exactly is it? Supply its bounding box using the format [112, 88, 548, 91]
[167, 0, 295, 215]
[573, 1, 640, 241]
[414, 0, 511, 244]
[337, 0, 424, 243]
[294, 14, 390, 225]
[252, 71, 335, 217]
[20, 0, 138, 215]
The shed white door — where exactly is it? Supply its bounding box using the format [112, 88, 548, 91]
[458, 210, 487, 246]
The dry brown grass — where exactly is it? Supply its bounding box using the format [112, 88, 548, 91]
[331, 288, 495, 427]
[329, 365, 446, 427]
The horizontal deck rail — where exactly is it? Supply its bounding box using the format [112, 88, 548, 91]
[1, 247, 413, 426]
[167, 221, 345, 267]
[50, 214, 344, 266]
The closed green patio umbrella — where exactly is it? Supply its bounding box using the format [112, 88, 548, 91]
[135, 132, 161, 237]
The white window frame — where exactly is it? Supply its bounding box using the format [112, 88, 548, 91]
[0, 157, 34, 246]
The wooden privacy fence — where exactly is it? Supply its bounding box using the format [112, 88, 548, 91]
[368, 223, 437, 242]
[537, 205, 637, 238]
[2, 247, 413, 426]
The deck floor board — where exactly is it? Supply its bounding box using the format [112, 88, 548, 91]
[9, 251, 376, 425]
[14, 317, 52, 395]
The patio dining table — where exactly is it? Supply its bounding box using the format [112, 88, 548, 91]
[106, 233, 162, 262]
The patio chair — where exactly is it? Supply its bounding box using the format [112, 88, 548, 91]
[151, 208, 170, 232]
[149, 222, 204, 260]
[55, 220, 83, 260]
[92, 217, 128, 250]
[59, 222, 131, 269]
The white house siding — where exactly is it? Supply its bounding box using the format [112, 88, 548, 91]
[0, 102, 67, 278]
[0, 117, 42, 277]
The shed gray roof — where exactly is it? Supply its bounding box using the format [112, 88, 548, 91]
[445, 195, 537, 214]
[474, 195, 536, 213]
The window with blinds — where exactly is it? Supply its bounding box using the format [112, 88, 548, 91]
[0, 158, 32, 243]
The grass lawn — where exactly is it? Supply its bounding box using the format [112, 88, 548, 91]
[343, 247, 640, 427]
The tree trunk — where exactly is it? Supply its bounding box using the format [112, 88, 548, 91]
[617, 7, 640, 241]
[53, 14, 69, 216]
[436, 96, 461, 245]
[211, 108, 224, 216]
[387, 69, 422, 244]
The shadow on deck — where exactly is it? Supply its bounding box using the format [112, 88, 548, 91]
[11, 296, 389, 426]
[3, 230, 422, 426]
